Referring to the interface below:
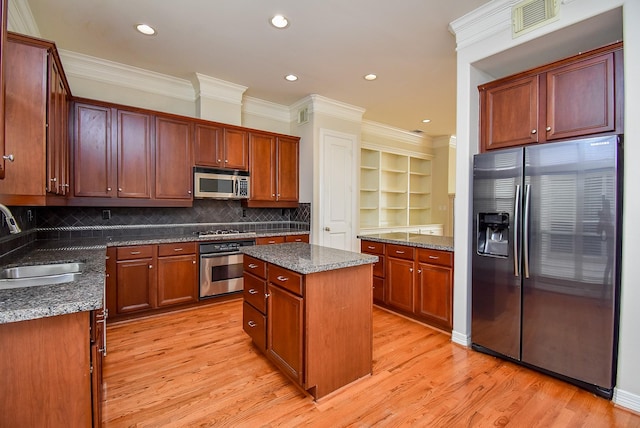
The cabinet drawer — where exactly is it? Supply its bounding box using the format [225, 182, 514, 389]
[418, 248, 453, 267]
[244, 255, 267, 279]
[157, 242, 196, 257]
[244, 273, 267, 313]
[116, 245, 154, 260]
[268, 265, 303, 296]
[285, 234, 309, 243]
[387, 244, 415, 260]
[243, 302, 266, 352]
[256, 236, 285, 245]
[361, 241, 384, 255]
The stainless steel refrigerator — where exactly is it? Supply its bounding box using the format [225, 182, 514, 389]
[471, 135, 622, 398]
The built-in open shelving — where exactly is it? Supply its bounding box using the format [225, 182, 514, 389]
[360, 145, 433, 230]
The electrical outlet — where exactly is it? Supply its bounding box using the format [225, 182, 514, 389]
[102, 210, 111, 220]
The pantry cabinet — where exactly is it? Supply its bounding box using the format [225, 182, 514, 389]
[0, 32, 71, 205]
[480, 42, 623, 152]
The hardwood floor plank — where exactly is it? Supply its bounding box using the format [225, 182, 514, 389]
[102, 299, 640, 427]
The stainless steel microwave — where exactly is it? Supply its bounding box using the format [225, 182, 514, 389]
[193, 168, 250, 199]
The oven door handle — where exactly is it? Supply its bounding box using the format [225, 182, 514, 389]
[200, 251, 242, 258]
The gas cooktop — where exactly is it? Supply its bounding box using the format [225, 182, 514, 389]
[196, 229, 256, 239]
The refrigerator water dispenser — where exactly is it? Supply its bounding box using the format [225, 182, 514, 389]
[477, 213, 509, 257]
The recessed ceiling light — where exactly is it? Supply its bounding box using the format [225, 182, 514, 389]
[270, 15, 289, 29]
[285, 74, 298, 82]
[364, 74, 377, 81]
[422, 119, 431, 123]
[136, 23, 156, 36]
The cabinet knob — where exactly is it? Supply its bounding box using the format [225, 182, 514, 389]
[418, 269, 422, 274]
[409, 268, 413, 272]
[118, 188, 123, 192]
[224, 159, 228, 163]
[188, 190, 192, 194]
[546, 126, 552, 131]
[217, 159, 222, 163]
[50, 177, 57, 182]
[193, 260, 196, 264]
[148, 264, 153, 269]
[272, 194, 276, 197]
[531, 129, 537, 134]
[107, 187, 112, 191]
[2, 154, 14, 162]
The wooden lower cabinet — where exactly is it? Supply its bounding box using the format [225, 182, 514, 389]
[243, 257, 372, 400]
[0, 310, 103, 427]
[362, 240, 453, 331]
[256, 234, 309, 245]
[108, 242, 198, 319]
[361, 241, 385, 303]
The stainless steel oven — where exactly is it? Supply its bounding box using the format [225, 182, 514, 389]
[199, 239, 255, 298]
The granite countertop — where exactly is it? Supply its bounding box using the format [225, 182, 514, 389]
[0, 229, 309, 324]
[0, 243, 106, 325]
[358, 232, 454, 252]
[242, 242, 378, 275]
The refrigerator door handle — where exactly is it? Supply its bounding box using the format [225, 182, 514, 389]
[514, 184, 521, 277]
[523, 183, 531, 278]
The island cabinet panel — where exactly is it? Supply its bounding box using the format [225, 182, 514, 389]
[0, 311, 93, 427]
[361, 240, 385, 303]
[243, 255, 268, 351]
[267, 282, 304, 385]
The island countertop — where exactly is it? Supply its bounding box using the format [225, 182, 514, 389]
[241, 242, 378, 275]
[358, 232, 454, 252]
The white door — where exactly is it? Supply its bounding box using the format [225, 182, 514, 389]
[319, 129, 357, 251]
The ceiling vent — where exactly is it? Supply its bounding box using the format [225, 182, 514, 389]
[512, 0, 559, 38]
[297, 107, 309, 125]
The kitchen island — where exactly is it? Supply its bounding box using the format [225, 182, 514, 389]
[241, 243, 378, 400]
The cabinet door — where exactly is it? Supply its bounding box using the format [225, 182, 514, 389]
[386, 257, 414, 313]
[117, 110, 152, 198]
[267, 283, 304, 385]
[416, 262, 452, 329]
[373, 276, 385, 303]
[194, 122, 222, 167]
[116, 258, 155, 314]
[74, 103, 114, 197]
[0, 39, 47, 197]
[47, 59, 67, 195]
[223, 128, 248, 170]
[155, 116, 193, 199]
[546, 52, 615, 141]
[276, 136, 299, 202]
[480, 75, 539, 151]
[248, 132, 277, 202]
[0, 0, 6, 179]
[157, 253, 197, 307]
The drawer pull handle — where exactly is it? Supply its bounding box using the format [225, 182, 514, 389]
[248, 264, 258, 269]
[247, 321, 257, 328]
[367, 246, 375, 249]
[174, 248, 183, 252]
[428, 255, 439, 260]
[396, 250, 405, 254]
[130, 251, 141, 255]
[276, 275, 289, 282]
[249, 289, 259, 295]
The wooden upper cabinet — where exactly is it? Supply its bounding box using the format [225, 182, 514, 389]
[47, 59, 70, 195]
[247, 132, 277, 203]
[155, 115, 193, 200]
[275, 136, 299, 203]
[480, 75, 539, 151]
[73, 102, 114, 198]
[545, 52, 615, 141]
[117, 110, 152, 198]
[194, 123, 248, 170]
[479, 42, 622, 152]
[0, 0, 6, 180]
[245, 132, 299, 208]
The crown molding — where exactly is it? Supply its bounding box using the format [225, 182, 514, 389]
[361, 141, 434, 159]
[361, 120, 430, 147]
[7, 0, 40, 36]
[448, 0, 512, 50]
[59, 50, 195, 101]
[191, 73, 247, 104]
[243, 96, 290, 123]
[291, 94, 365, 123]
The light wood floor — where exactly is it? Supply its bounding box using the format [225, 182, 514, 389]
[102, 299, 640, 427]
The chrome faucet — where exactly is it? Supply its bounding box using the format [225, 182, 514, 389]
[0, 204, 21, 234]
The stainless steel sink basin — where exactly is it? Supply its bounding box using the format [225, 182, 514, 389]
[0, 262, 85, 290]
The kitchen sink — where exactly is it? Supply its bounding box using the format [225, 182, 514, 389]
[0, 262, 85, 290]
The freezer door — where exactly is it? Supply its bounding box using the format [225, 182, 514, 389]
[471, 148, 523, 360]
[521, 136, 620, 390]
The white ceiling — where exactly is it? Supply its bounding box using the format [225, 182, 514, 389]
[24, 0, 490, 137]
